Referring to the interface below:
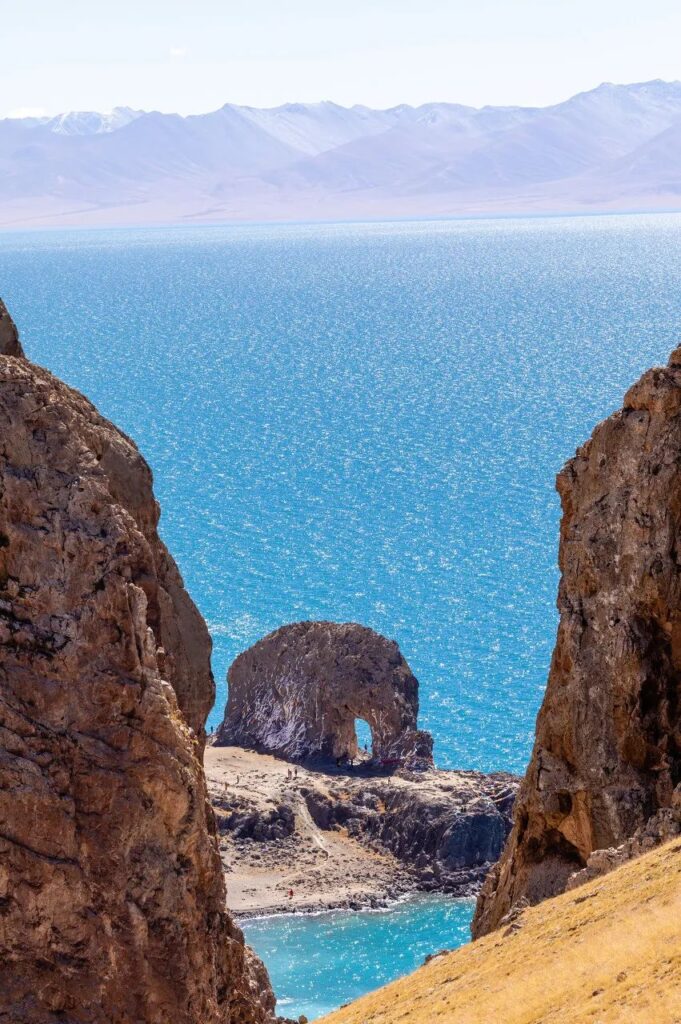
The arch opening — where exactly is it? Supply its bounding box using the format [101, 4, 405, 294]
[354, 717, 373, 760]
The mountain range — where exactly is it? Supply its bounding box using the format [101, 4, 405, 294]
[3, 80, 681, 229]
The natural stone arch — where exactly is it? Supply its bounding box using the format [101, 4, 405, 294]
[216, 621, 434, 768]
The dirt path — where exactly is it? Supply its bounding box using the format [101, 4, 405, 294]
[205, 746, 410, 917]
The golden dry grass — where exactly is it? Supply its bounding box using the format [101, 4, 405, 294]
[320, 839, 681, 1024]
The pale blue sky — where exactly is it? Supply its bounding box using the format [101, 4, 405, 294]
[4, 0, 681, 116]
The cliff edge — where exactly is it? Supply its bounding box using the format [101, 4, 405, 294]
[0, 306, 275, 1023]
[473, 347, 681, 937]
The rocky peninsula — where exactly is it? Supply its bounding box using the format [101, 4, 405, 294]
[210, 621, 518, 915]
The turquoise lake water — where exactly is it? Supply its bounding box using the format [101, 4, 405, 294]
[241, 896, 474, 1020]
[2, 212, 681, 1016]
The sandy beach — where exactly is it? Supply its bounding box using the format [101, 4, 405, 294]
[205, 746, 412, 917]
[205, 745, 516, 919]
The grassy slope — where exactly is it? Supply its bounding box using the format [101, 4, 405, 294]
[320, 839, 681, 1024]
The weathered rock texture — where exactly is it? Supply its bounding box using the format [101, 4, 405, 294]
[0, 298, 23, 357]
[565, 781, 681, 891]
[206, 745, 518, 913]
[300, 768, 517, 894]
[473, 347, 681, 938]
[216, 621, 433, 766]
[0, 306, 275, 1023]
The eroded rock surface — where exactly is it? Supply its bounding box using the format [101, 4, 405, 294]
[565, 782, 681, 891]
[0, 307, 275, 1023]
[216, 621, 433, 767]
[0, 298, 23, 357]
[206, 745, 518, 913]
[473, 347, 681, 938]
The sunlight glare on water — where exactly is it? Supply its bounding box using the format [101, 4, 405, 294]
[242, 895, 474, 1020]
[1, 213, 680, 773]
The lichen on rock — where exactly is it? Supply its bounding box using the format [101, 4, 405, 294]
[215, 620, 433, 768]
[473, 346, 681, 938]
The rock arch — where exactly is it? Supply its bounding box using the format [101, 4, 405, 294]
[216, 621, 433, 767]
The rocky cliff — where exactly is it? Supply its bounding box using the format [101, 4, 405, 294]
[0, 306, 275, 1023]
[216, 621, 433, 767]
[473, 347, 681, 938]
[0, 298, 23, 357]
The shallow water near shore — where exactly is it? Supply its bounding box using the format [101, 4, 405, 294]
[241, 895, 474, 1020]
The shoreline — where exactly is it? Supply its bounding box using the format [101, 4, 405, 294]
[235, 888, 474, 925]
[233, 885, 418, 921]
[205, 745, 516, 921]
[206, 745, 413, 918]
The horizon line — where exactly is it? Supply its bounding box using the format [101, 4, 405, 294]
[4, 76, 681, 123]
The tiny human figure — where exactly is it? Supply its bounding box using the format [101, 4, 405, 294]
[288, 888, 294, 899]
[287, 768, 292, 780]
[294, 767, 298, 778]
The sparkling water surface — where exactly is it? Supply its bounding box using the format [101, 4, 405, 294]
[1, 213, 679, 773]
[241, 896, 474, 1021]
[2, 212, 681, 1018]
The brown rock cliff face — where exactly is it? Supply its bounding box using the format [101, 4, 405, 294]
[0, 309, 274, 1022]
[0, 298, 23, 357]
[473, 347, 681, 937]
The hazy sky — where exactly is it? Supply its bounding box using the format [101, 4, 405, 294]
[4, 0, 681, 116]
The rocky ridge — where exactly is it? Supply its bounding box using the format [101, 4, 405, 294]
[0, 305, 277, 1023]
[473, 346, 681, 938]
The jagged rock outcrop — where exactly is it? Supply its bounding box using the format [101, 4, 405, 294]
[473, 347, 681, 938]
[206, 746, 518, 911]
[216, 621, 434, 767]
[300, 769, 517, 893]
[0, 306, 276, 1023]
[0, 298, 23, 357]
[565, 782, 681, 890]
